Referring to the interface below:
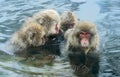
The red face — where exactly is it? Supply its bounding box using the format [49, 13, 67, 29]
[55, 23, 59, 34]
[79, 31, 91, 47]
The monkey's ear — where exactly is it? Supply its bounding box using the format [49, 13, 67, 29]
[39, 18, 44, 24]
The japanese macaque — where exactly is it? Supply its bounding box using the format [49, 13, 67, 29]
[58, 11, 78, 56]
[30, 9, 62, 56]
[65, 21, 99, 77]
[4, 18, 46, 56]
[3, 9, 61, 56]
[32, 9, 61, 36]
[60, 11, 78, 33]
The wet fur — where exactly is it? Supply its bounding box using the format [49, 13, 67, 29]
[31, 9, 61, 56]
[64, 21, 99, 77]
[65, 21, 99, 51]
[32, 9, 61, 36]
[60, 11, 78, 33]
[9, 18, 45, 53]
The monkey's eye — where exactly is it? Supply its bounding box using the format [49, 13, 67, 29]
[80, 32, 87, 35]
[79, 32, 91, 38]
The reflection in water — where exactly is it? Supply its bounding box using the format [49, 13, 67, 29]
[0, 0, 120, 77]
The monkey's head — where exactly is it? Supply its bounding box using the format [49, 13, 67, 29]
[33, 9, 61, 36]
[69, 21, 99, 48]
[23, 21, 46, 47]
[61, 11, 78, 32]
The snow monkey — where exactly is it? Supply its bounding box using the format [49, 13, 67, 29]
[65, 21, 99, 77]
[3, 9, 61, 56]
[60, 11, 78, 33]
[4, 18, 46, 56]
[31, 9, 62, 56]
[57, 11, 78, 56]
[32, 9, 61, 36]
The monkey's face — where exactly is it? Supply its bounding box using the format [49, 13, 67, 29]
[62, 22, 75, 32]
[73, 21, 97, 48]
[61, 11, 77, 32]
[77, 31, 92, 47]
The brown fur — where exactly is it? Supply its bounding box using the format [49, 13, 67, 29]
[64, 21, 100, 76]
[60, 11, 78, 32]
[65, 21, 99, 53]
[10, 18, 46, 50]
[32, 9, 61, 36]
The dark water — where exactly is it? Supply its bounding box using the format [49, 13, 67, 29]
[0, 0, 120, 77]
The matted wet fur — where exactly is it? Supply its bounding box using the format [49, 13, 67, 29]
[30, 9, 62, 57]
[64, 21, 99, 77]
[32, 9, 61, 36]
[6, 18, 46, 55]
[60, 11, 78, 33]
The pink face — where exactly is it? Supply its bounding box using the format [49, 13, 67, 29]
[79, 31, 91, 47]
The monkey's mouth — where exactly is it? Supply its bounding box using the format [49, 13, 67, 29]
[80, 37, 89, 47]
